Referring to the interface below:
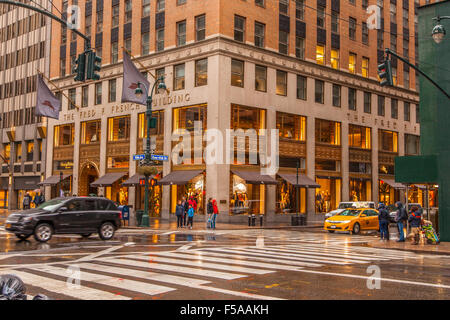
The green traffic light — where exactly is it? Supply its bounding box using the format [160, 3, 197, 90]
[86, 51, 102, 81]
[74, 52, 86, 82]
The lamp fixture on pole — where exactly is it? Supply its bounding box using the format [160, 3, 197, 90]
[432, 16, 450, 44]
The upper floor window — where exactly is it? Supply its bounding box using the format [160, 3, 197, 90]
[331, 49, 339, 69]
[317, 6, 325, 28]
[174, 64, 185, 90]
[316, 45, 325, 65]
[142, 0, 150, 17]
[348, 88, 357, 110]
[364, 91, 371, 114]
[54, 124, 75, 147]
[297, 75, 307, 100]
[195, 59, 208, 87]
[362, 57, 369, 78]
[331, 11, 339, 33]
[195, 14, 206, 41]
[176, 20, 186, 46]
[405, 134, 420, 155]
[391, 98, 398, 119]
[255, 65, 267, 92]
[315, 119, 341, 145]
[279, 31, 289, 55]
[255, 0, 265, 7]
[349, 52, 356, 74]
[277, 112, 306, 141]
[378, 95, 385, 116]
[349, 125, 371, 149]
[81, 120, 101, 144]
[112, 4, 119, 28]
[349, 17, 357, 40]
[379, 129, 398, 152]
[315, 80, 324, 104]
[231, 59, 244, 87]
[276, 70, 287, 96]
[124, 0, 132, 24]
[108, 116, 130, 141]
[362, 22, 369, 44]
[254, 22, 265, 48]
[296, 0, 304, 20]
[234, 15, 246, 42]
[279, 0, 289, 15]
[156, 0, 165, 12]
[404, 102, 410, 121]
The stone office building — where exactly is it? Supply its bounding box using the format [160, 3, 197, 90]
[0, 2, 51, 209]
[45, 0, 422, 224]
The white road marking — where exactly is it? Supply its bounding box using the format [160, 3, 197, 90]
[147, 251, 304, 271]
[8, 270, 130, 300]
[35, 265, 176, 296]
[294, 269, 450, 290]
[99, 257, 246, 280]
[124, 254, 275, 275]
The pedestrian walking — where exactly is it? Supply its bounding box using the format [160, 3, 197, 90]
[407, 206, 422, 245]
[377, 202, 390, 240]
[395, 201, 408, 242]
[175, 200, 184, 228]
[206, 198, 213, 229]
[187, 204, 195, 229]
[32, 191, 44, 208]
[212, 199, 219, 230]
[23, 192, 32, 210]
[182, 197, 189, 227]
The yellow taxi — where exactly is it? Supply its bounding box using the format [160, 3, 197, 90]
[324, 208, 379, 234]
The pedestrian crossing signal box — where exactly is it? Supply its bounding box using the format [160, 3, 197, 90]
[139, 178, 157, 186]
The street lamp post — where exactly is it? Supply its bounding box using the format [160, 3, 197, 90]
[135, 77, 167, 227]
[431, 16, 450, 44]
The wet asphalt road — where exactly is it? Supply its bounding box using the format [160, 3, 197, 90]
[0, 211, 450, 300]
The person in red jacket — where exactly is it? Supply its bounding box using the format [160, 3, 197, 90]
[211, 199, 219, 229]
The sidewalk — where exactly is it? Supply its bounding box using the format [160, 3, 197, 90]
[121, 219, 323, 231]
[368, 239, 450, 256]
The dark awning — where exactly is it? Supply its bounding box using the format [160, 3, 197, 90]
[231, 170, 277, 185]
[14, 176, 41, 190]
[0, 177, 8, 190]
[277, 173, 321, 188]
[158, 170, 203, 185]
[91, 172, 127, 187]
[382, 179, 405, 189]
[38, 174, 72, 186]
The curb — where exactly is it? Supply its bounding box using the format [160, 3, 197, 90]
[366, 243, 450, 256]
[120, 225, 323, 231]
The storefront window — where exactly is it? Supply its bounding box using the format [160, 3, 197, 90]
[348, 125, 371, 149]
[173, 105, 207, 132]
[3, 143, 10, 161]
[277, 112, 306, 141]
[379, 129, 398, 152]
[315, 160, 340, 171]
[105, 176, 128, 205]
[81, 120, 101, 144]
[170, 173, 205, 215]
[230, 174, 265, 215]
[0, 190, 8, 208]
[379, 164, 395, 175]
[379, 180, 399, 205]
[276, 178, 306, 214]
[108, 116, 130, 141]
[231, 104, 266, 132]
[138, 111, 164, 138]
[349, 179, 371, 201]
[349, 162, 371, 174]
[107, 156, 129, 168]
[315, 119, 341, 145]
[26, 141, 34, 161]
[54, 124, 74, 147]
[315, 177, 341, 213]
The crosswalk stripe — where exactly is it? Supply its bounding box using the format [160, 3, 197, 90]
[35, 265, 176, 297]
[270, 245, 393, 261]
[76, 262, 211, 286]
[208, 247, 365, 265]
[146, 251, 304, 271]
[280, 244, 411, 259]
[99, 257, 246, 280]
[172, 249, 323, 268]
[8, 270, 130, 300]
[122, 254, 275, 275]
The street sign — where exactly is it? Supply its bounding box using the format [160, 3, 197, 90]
[151, 155, 168, 161]
[133, 154, 145, 161]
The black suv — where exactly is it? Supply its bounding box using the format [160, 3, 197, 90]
[5, 197, 121, 242]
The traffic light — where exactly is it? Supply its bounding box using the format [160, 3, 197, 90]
[74, 52, 86, 82]
[377, 59, 393, 87]
[86, 50, 102, 80]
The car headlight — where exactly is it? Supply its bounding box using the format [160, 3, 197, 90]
[19, 216, 33, 223]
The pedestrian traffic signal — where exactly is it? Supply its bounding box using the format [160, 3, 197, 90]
[74, 53, 86, 82]
[86, 50, 102, 81]
[377, 59, 393, 87]
[149, 117, 157, 129]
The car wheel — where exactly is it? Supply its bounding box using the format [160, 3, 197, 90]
[33, 223, 53, 242]
[98, 222, 115, 240]
[15, 234, 30, 240]
[81, 233, 92, 238]
[352, 223, 361, 235]
[328, 230, 335, 233]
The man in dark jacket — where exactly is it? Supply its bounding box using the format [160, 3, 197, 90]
[408, 206, 422, 245]
[182, 197, 189, 227]
[395, 201, 408, 242]
[378, 203, 390, 240]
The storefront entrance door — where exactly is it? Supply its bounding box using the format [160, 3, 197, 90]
[79, 164, 99, 196]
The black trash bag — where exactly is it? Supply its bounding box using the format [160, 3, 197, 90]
[0, 274, 27, 300]
[32, 294, 50, 300]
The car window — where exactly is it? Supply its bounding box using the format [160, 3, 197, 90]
[66, 200, 84, 211]
[369, 210, 378, 216]
[97, 200, 110, 210]
[337, 209, 360, 217]
[85, 200, 96, 211]
[361, 210, 370, 216]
